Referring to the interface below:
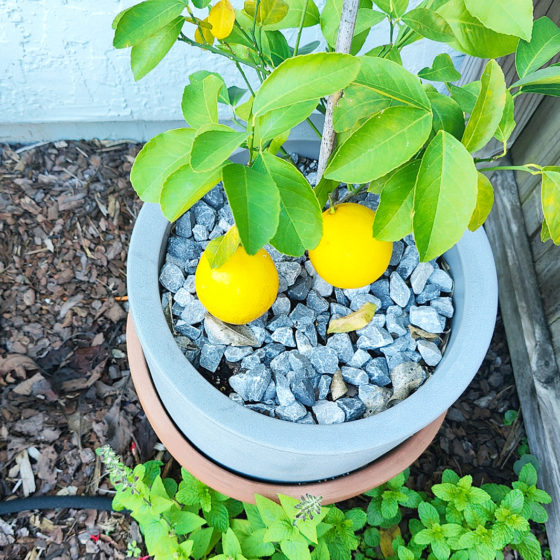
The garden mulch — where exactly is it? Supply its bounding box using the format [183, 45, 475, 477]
[0, 140, 546, 559]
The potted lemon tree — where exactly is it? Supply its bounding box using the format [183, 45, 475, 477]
[115, 0, 560, 484]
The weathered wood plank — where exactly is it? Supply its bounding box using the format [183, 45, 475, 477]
[520, 183, 544, 238]
[530, 232, 558, 268]
[483, 166, 560, 559]
[535, 248, 560, 324]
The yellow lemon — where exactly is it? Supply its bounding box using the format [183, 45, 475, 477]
[309, 202, 393, 289]
[195, 244, 279, 325]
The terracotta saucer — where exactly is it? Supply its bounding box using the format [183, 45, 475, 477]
[126, 313, 446, 504]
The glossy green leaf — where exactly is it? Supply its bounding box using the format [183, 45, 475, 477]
[519, 83, 560, 97]
[130, 128, 194, 202]
[256, 99, 318, 143]
[222, 163, 280, 254]
[130, 17, 183, 80]
[313, 177, 339, 208]
[191, 125, 248, 172]
[264, 0, 320, 30]
[227, 86, 247, 106]
[413, 131, 478, 261]
[516, 17, 560, 78]
[354, 9, 386, 36]
[204, 226, 241, 269]
[438, 0, 519, 58]
[418, 53, 461, 82]
[372, 160, 420, 241]
[192, 0, 212, 7]
[464, 0, 532, 42]
[189, 70, 229, 103]
[181, 74, 224, 128]
[541, 169, 560, 243]
[254, 153, 322, 256]
[448, 81, 480, 114]
[462, 60, 506, 153]
[333, 85, 394, 132]
[268, 129, 291, 155]
[512, 64, 560, 88]
[160, 165, 223, 221]
[364, 44, 402, 64]
[373, 0, 408, 17]
[494, 90, 515, 144]
[262, 30, 291, 66]
[468, 172, 494, 231]
[325, 106, 432, 184]
[402, 8, 454, 42]
[426, 89, 465, 139]
[293, 40, 321, 55]
[235, 97, 254, 122]
[253, 53, 360, 116]
[114, 0, 187, 48]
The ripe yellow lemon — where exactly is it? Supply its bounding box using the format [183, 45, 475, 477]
[309, 202, 393, 289]
[195, 244, 279, 325]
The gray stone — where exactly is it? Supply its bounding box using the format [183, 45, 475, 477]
[264, 343, 285, 362]
[429, 269, 453, 292]
[246, 403, 275, 417]
[298, 322, 318, 347]
[404, 234, 415, 245]
[326, 333, 354, 364]
[276, 401, 307, 422]
[312, 400, 345, 424]
[316, 314, 329, 339]
[291, 376, 316, 406]
[343, 286, 370, 299]
[409, 306, 445, 333]
[370, 278, 393, 309]
[313, 274, 334, 297]
[304, 260, 315, 276]
[263, 380, 277, 402]
[277, 276, 288, 294]
[366, 358, 391, 386]
[229, 392, 244, 405]
[167, 236, 199, 261]
[175, 213, 193, 238]
[240, 352, 263, 370]
[277, 262, 302, 286]
[381, 333, 415, 357]
[410, 262, 435, 295]
[330, 370, 348, 400]
[389, 240, 404, 266]
[249, 324, 267, 346]
[390, 362, 426, 402]
[335, 288, 350, 306]
[389, 272, 411, 308]
[272, 295, 291, 316]
[288, 276, 312, 301]
[200, 344, 225, 372]
[183, 275, 196, 293]
[288, 352, 317, 380]
[349, 349, 371, 369]
[309, 347, 339, 374]
[268, 315, 293, 331]
[270, 351, 291, 375]
[430, 297, 454, 318]
[229, 364, 271, 402]
[396, 245, 419, 279]
[218, 217, 232, 233]
[173, 287, 192, 307]
[340, 366, 369, 386]
[159, 263, 184, 293]
[386, 350, 421, 371]
[297, 412, 316, 424]
[180, 299, 206, 325]
[224, 346, 253, 362]
[193, 201, 216, 230]
[417, 339, 443, 366]
[295, 330, 314, 355]
[363, 192, 379, 211]
[330, 303, 351, 318]
[218, 204, 233, 223]
[356, 326, 393, 349]
[203, 187, 225, 209]
[172, 301, 185, 316]
[307, 290, 329, 314]
[175, 321, 202, 340]
[275, 373, 296, 406]
[290, 304, 316, 328]
[317, 375, 332, 400]
[350, 293, 382, 312]
[338, 397, 366, 421]
[192, 224, 208, 242]
[271, 326, 296, 347]
[416, 284, 441, 304]
[386, 306, 408, 337]
[359, 385, 392, 413]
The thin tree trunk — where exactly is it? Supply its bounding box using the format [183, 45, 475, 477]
[316, 0, 360, 181]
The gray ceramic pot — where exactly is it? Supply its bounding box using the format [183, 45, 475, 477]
[127, 139, 497, 483]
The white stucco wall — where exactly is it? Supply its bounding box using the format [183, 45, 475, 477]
[0, 0, 459, 142]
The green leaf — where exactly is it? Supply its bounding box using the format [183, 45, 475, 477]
[364, 527, 380, 547]
[418, 502, 440, 527]
[228, 86, 248, 106]
[513, 533, 542, 560]
[191, 527, 215, 559]
[314, 177, 339, 208]
[365, 44, 402, 64]
[149, 476, 175, 514]
[191, 125, 248, 172]
[512, 64, 560, 88]
[494, 90, 515, 145]
[464, 0, 532, 42]
[381, 496, 399, 519]
[264, 519, 295, 542]
[167, 510, 206, 535]
[501, 489, 524, 513]
[519, 83, 560, 97]
[256, 99, 318, 143]
[181, 74, 224, 128]
[413, 131, 477, 261]
[519, 463, 538, 486]
[253, 53, 360, 116]
[462, 60, 506, 153]
[432, 483, 456, 502]
[437, 0, 519, 58]
[277, 494, 327, 543]
[516, 16, 560, 78]
[372, 160, 419, 241]
[398, 546, 415, 560]
[205, 227, 241, 268]
[541, 169, 560, 243]
[333, 85, 393, 133]
[373, 0, 408, 17]
[442, 469, 460, 484]
[262, 30, 291, 66]
[264, 0, 320, 30]
[448, 81, 481, 114]
[402, 8, 455, 42]
[431, 540, 451, 560]
[426, 89, 465, 139]
[239, 527, 276, 557]
[245, 503, 267, 529]
[325, 106, 432, 184]
[254, 153, 322, 256]
[222, 528, 242, 556]
[419, 54, 461, 82]
[113, 0, 187, 48]
[344, 508, 367, 531]
[223, 163, 280, 254]
[354, 8, 386, 37]
[130, 128, 194, 203]
[130, 16, 183, 80]
[281, 540, 311, 560]
[245, 0, 289, 25]
[468, 172, 494, 231]
[414, 528, 434, 545]
[160, 165, 222, 221]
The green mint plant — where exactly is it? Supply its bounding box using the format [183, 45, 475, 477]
[112, 0, 560, 266]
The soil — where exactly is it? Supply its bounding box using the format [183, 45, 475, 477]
[0, 140, 547, 559]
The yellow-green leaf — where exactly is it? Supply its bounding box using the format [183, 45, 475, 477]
[468, 172, 494, 231]
[541, 169, 560, 243]
[181, 74, 224, 128]
[209, 0, 236, 39]
[191, 125, 248, 172]
[494, 90, 516, 145]
[195, 17, 215, 44]
[244, 0, 289, 25]
[327, 302, 377, 334]
[205, 227, 241, 268]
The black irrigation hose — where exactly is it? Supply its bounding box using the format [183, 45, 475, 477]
[0, 495, 115, 515]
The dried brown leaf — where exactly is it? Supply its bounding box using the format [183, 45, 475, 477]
[0, 354, 39, 378]
[408, 325, 441, 342]
[204, 313, 259, 346]
[327, 302, 377, 334]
